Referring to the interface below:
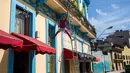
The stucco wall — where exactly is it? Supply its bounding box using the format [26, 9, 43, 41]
[35, 14, 46, 73]
[63, 33, 82, 52]
[0, 0, 11, 73]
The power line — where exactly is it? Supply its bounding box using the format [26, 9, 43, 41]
[89, 0, 130, 7]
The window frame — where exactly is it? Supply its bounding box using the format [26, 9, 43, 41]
[9, 1, 36, 73]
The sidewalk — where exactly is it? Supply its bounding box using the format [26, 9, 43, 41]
[107, 70, 125, 73]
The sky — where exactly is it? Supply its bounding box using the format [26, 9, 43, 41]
[88, 0, 130, 39]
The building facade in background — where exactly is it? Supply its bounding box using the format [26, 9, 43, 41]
[92, 40, 113, 73]
[107, 30, 130, 48]
[0, 0, 96, 73]
[106, 30, 130, 71]
[110, 44, 124, 71]
[92, 50, 112, 73]
[122, 46, 130, 67]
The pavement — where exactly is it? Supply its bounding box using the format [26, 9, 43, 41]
[107, 70, 125, 73]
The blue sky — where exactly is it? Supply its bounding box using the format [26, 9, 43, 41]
[88, 0, 130, 38]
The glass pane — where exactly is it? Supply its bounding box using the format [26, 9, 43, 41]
[15, 8, 25, 34]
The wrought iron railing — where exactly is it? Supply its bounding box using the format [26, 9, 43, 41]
[59, 0, 96, 37]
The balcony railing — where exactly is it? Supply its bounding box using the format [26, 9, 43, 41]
[59, 0, 96, 37]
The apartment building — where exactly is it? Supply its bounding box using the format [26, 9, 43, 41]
[0, 0, 96, 73]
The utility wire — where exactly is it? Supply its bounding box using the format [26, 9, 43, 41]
[89, 0, 130, 7]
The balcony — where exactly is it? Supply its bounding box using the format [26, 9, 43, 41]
[45, 0, 96, 38]
[58, 0, 96, 38]
[22, 0, 96, 38]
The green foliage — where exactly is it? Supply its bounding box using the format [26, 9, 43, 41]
[81, 8, 86, 15]
[73, 0, 79, 8]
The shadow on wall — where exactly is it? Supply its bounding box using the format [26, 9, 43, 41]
[0, 49, 9, 73]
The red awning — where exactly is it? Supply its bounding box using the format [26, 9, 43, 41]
[0, 29, 23, 51]
[64, 48, 77, 59]
[11, 33, 56, 54]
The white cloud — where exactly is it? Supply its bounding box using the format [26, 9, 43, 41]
[121, 26, 126, 29]
[89, 7, 130, 38]
[109, 18, 130, 26]
[111, 4, 119, 9]
[96, 9, 107, 15]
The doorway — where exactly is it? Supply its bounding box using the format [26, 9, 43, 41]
[65, 60, 70, 73]
[80, 62, 91, 73]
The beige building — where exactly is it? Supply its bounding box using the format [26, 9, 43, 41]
[0, 0, 96, 73]
[122, 46, 130, 67]
[110, 45, 124, 71]
[111, 46, 130, 71]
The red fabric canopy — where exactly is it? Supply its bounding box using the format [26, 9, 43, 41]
[0, 29, 23, 51]
[64, 48, 77, 59]
[11, 33, 56, 54]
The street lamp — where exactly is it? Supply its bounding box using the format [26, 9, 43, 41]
[90, 26, 113, 73]
[97, 26, 113, 40]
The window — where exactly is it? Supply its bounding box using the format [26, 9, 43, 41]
[123, 55, 125, 59]
[65, 60, 70, 73]
[13, 7, 31, 73]
[15, 7, 30, 35]
[78, 41, 82, 52]
[114, 53, 117, 59]
[126, 56, 127, 60]
[48, 24, 56, 73]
